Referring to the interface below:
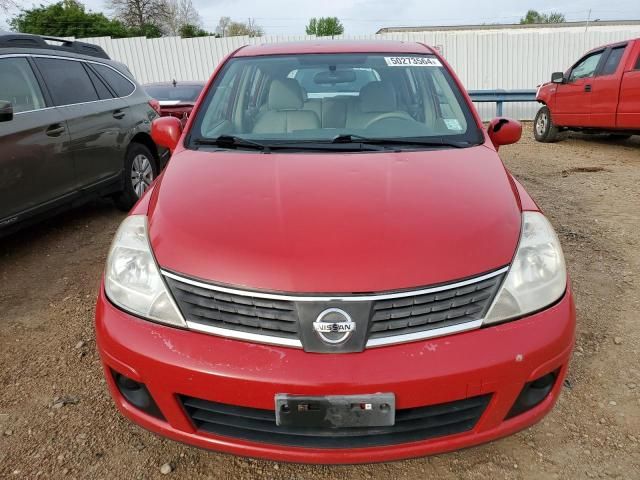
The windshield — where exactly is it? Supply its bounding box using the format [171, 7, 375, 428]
[145, 84, 203, 103]
[188, 53, 482, 149]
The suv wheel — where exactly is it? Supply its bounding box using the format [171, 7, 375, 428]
[534, 106, 560, 143]
[113, 143, 157, 211]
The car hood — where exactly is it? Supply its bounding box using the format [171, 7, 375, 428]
[148, 145, 522, 293]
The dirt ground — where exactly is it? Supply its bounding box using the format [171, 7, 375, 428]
[1, 124, 639, 479]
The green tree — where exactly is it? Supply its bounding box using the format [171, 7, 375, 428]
[107, 0, 170, 32]
[305, 17, 344, 37]
[129, 23, 163, 38]
[178, 23, 210, 38]
[10, 0, 133, 38]
[164, 0, 202, 36]
[225, 18, 263, 37]
[215, 16, 231, 36]
[520, 9, 566, 24]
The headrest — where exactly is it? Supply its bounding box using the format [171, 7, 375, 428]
[359, 81, 397, 113]
[268, 78, 304, 110]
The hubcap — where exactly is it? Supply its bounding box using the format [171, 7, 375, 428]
[130, 154, 154, 198]
[536, 113, 548, 136]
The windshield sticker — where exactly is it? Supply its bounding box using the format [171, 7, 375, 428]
[444, 119, 463, 130]
[384, 57, 442, 67]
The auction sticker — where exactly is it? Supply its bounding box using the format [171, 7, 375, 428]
[384, 56, 442, 67]
[444, 118, 463, 131]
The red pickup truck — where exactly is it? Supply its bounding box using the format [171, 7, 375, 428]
[535, 38, 640, 142]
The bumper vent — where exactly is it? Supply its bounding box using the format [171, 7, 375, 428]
[165, 277, 299, 340]
[181, 394, 491, 449]
[369, 276, 503, 339]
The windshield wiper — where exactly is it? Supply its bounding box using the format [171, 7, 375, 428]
[193, 135, 272, 152]
[192, 135, 386, 152]
[331, 133, 471, 149]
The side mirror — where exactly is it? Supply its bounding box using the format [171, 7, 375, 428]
[488, 117, 522, 150]
[151, 116, 182, 152]
[551, 72, 565, 84]
[0, 101, 13, 122]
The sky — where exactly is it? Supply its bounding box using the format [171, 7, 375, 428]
[2, 0, 640, 35]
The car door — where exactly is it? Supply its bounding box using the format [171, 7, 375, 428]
[33, 57, 127, 189]
[0, 56, 75, 225]
[590, 45, 627, 128]
[553, 50, 605, 127]
[617, 42, 640, 129]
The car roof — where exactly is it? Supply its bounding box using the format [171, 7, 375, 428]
[584, 37, 640, 55]
[234, 40, 435, 57]
[0, 32, 110, 59]
[0, 44, 133, 77]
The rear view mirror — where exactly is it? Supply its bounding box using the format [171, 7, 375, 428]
[551, 72, 565, 84]
[488, 117, 522, 150]
[151, 116, 182, 152]
[314, 70, 357, 84]
[0, 101, 13, 122]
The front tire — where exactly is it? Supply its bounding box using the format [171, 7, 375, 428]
[534, 106, 560, 143]
[113, 143, 157, 211]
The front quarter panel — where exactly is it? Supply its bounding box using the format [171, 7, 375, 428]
[536, 83, 556, 108]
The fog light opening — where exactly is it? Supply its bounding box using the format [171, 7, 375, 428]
[506, 369, 559, 419]
[112, 370, 165, 420]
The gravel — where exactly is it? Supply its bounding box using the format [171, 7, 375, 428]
[1, 126, 639, 479]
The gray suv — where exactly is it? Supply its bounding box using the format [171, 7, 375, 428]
[0, 33, 167, 235]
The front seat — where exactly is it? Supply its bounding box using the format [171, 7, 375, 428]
[253, 79, 320, 134]
[346, 81, 414, 129]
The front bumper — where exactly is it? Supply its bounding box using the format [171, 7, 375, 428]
[95, 284, 575, 464]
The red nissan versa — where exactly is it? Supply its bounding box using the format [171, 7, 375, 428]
[95, 41, 575, 464]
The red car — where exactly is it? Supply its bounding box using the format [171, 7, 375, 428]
[535, 38, 640, 142]
[144, 81, 204, 125]
[96, 40, 575, 464]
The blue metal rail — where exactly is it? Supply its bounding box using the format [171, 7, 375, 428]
[468, 89, 537, 116]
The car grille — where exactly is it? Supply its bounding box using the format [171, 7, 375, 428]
[181, 394, 491, 448]
[369, 275, 503, 339]
[164, 268, 506, 349]
[165, 277, 299, 340]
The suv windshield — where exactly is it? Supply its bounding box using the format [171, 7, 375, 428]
[188, 53, 482, 149]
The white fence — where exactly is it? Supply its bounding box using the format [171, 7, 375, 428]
[81, 25, 640, 120]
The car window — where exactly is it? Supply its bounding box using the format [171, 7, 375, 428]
[569, 52, 604, 81]
[635, 53, 640, 70]
[0, 57, 46, 113]
[92, 64, 135, 97]
[601, 46, 626, 76]
[190, 53, 482, 147]
[145, 84, 203, 102]
[85, 65, 114, 100]
[35, 58, 98, 106]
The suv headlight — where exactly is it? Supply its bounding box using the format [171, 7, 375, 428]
[104, 215, 185, 327]
[484, 211, 566, 324]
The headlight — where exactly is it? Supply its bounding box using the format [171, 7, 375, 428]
[105, 215, 185, 327]
[484, 211, 566, 324]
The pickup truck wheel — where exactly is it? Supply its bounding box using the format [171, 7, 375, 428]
[534, 106, 560, 143]
[113, 143, 157, 211]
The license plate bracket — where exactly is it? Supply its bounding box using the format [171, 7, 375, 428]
[275, 393, 395, 428]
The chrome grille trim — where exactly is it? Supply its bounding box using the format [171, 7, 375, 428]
[162, 267, 508, 349]
[185, 320, 303, 348]
[365, 319, 484, 347]
[161, 267, 508, 303]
